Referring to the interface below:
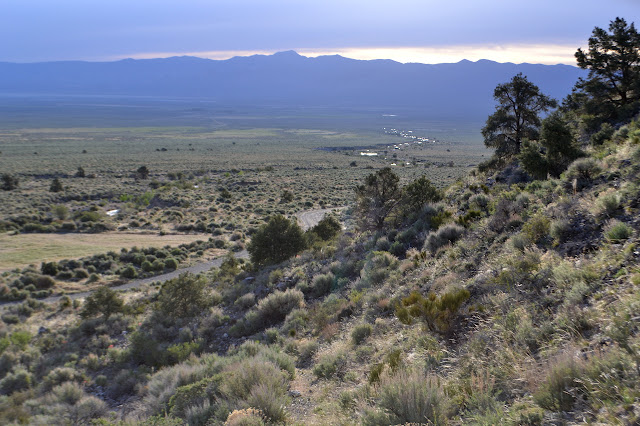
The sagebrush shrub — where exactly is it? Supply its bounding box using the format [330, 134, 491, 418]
[424, 224, 465, 253]
[364, 369, 451, 425]
[351, 323, 373, 345]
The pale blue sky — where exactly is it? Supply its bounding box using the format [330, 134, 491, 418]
[1, 0, 638, 64]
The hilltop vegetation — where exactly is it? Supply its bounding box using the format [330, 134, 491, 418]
[0, 17, 638, 426]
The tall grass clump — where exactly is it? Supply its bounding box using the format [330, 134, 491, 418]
[364, 369, 451, 425]
[604, 220, 633, 242]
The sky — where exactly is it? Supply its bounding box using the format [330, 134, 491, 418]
[1, 0, 638, 65]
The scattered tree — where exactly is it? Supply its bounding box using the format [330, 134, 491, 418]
[571, 17, 640, 127]
[248, 215, 306, 266]
[155, 272, 209, 319]
[355, 167, 401, 230]
[482, 73, 557, 161]
[50, 178, 63, 193]
[1, 174, 18, 191]
[136, 166, 150, 180]
[401, 175, 442, 214]
[80, 287, 125, 320]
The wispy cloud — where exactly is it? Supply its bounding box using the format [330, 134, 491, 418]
[113, 43, 581, 65]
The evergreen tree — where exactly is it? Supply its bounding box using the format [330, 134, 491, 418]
[50, 178, 63, 193]
[248, 215, 306, 266]
[518, 112, 583, 179]
[482, 73, 557, 161]
[572, 17, 640, 128]
[355, 167, 401, 230]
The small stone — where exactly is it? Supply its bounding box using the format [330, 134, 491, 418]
[288, 390, 302, 398]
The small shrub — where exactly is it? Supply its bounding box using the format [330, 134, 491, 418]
[351, 323, 372, 345]
[604, 220, 633, 242]
[396, 288, 470, 334]
[310, 273, 334, 297]
[424, 224, 465, 253]
[225, 408, 266, 426]
[313, 351, 348, 379]
[119, 265, 137, 279]
[235, 292, 256, 309]
[522, 214, 550, 244]
[549, 219, 572, 244]
[595, 191, 621, 218]
[564, 157, 601, 189]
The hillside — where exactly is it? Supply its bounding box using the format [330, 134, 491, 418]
[0, 52, 585, 120]
[0, 115, 638, 424]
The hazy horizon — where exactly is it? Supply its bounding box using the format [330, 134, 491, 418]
[2, 1, 638, 65]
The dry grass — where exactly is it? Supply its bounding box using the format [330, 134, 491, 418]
[0, 232, 206, 271]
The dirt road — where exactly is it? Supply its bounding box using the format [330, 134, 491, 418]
[1, 207, 342, 307]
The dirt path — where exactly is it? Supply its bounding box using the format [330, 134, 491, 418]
[1, 207, 343, 308]
[295, 207, 343, 231]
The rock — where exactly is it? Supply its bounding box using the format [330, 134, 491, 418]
[288, 390, 302, 398]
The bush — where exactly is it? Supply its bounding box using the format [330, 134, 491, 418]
[119, 265, 137, 279]
[604, 220, 633, 242]
[309, 215, 341, 241]
[225, 408, 267, 425]
[549, 219, 572, 244]
[155, 273, 209, 319]
[248, 215, 306, 266]
[313, 351, 348, 379]
[364, 369, 450, 425]
[35, 275, 55, 289]
[41, 262, 59, 276]
[164, 258, 178, 271]
[424, 224, 465, 253]
[599, 190, 623, 218]
[564, 157, 601, 190]
[1, 174, 18, 191]
[80, 287, 124, 320]
[310, 273, 334, 298]
[242, 289, 305, 333]
[396, 288, 470, 334]
[0, 368, 33, 395]
[351, 323, 373, 345]
[522, 214, 551, 244]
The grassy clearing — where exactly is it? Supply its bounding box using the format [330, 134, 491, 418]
[0, 232, 206, 271]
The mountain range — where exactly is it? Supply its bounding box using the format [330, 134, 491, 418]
[0, 51, 586, 120]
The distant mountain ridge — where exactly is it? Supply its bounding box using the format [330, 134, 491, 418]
[0, 51, 586, 119]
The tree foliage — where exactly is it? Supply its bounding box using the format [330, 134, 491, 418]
[1, 174, 18, 191]
[482, 73, 557, 160]
[571, 17, 640, 127]
[80, 287, 125, 320]
[518, 112, 583, 179]
[401, 176, 442, 214]
[355, 167, 401, 230]
[248, 215, 306, 266]
[308, 215, 341, 241]
[155, 272, 209, 319]
[50, 178, 63, 193]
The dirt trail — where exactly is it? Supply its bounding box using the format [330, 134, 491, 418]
[295, 207, 343, 231]
[1, 207, 342, 308]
